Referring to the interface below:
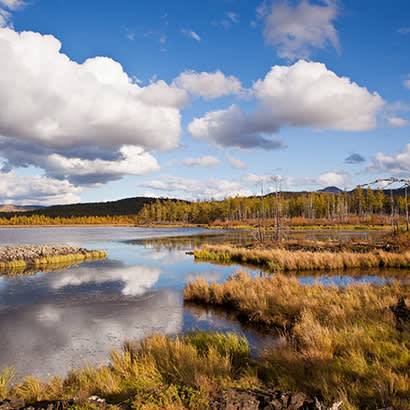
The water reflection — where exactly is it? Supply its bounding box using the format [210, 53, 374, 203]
[0, 226, 403, 382]
[49, 262, 162, 296]
[0, 290, 182, 380]
[130, 229, 388, 251]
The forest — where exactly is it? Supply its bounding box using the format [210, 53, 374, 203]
[0, 187, 408, 227]
[136, 187, 409, 226]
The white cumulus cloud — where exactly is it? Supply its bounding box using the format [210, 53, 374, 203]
[258, 0, 339, 59]
[173, 70, 242, 99]
[0, 0, 26, 10]
[188, 104, 288, 150]
[316, 171, 345, 187]
[0, 169, 82, 204]
[369, 144, 410, 176]
[0, 28, 188, 152]
[188, 61, 384, 149]
[38, 145, 160, 184]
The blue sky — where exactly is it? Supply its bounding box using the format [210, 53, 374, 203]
[0, 0, 409, 204]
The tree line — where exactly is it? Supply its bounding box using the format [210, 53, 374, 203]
[0, 188, 408, 226]
[136, 187, 409, 225]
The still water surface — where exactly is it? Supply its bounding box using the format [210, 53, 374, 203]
[0, 227, 396, 380]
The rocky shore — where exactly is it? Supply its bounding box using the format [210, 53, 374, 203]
[0, 244, 107, 272]
[0, 391, 343, 410]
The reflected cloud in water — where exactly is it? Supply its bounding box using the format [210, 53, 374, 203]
[50, 263, 162, 296]
[0, 226, 400, 383]
[0, 289, 182, 380]
[185, 271, 222, 283]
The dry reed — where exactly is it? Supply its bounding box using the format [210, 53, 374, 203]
[2, 332, 254, 409]
[184, 272, 410, 409]
[194, 244, 410, 272]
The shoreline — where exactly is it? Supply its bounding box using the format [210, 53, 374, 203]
[0, 222, 395, 232]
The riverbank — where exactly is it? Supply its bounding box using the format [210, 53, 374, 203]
[0, 219, 401, 231]
[0, 244, 107, 273]
[184, 272, 410, 409]
[0, 331, 344, 410]
[1, 276, 406, 409]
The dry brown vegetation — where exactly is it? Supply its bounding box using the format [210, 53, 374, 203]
[194, 244, 410, 272]
[1, 332, 255, 409]
[184, 272, 410, 409]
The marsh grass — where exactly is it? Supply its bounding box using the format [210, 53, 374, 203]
[195, 244, 410, 272]
[184, 272, 410, 409]
[4, 332, 255, 409]
[0, 367, 15, 400]
[0, 246, 107, 274]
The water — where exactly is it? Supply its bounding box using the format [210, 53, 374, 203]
[0, 226, 400, 380]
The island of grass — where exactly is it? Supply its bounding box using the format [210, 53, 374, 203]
[193, 232, 410, 273]
[0, 244, 107, 274]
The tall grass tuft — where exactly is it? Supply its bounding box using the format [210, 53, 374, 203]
[0, 367, 15, 400]
[5, 332, 251, 409]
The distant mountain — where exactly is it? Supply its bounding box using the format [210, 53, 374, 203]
[0, 205, 45, 213]
[317, 186, 343, 194]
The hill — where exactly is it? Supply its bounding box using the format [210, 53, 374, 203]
[0, 197, 164, 218]
[0, 205, 45, 212]
[317, 186, 343, 194]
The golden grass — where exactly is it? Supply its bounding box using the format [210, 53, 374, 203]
[184, 272, 410, 409]
[0, 367, 15, 400]
[194, 244, 410, 272]
[3, 332, 255, 409]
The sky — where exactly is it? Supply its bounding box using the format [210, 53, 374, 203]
[0, 0, 409, 205]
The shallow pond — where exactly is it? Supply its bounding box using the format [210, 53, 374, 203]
[0, 226, 401, 381]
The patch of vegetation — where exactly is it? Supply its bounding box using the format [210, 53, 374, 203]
[194, 244, 410, 272]
[184, 272, 410, 409]
[0, 244, 107, 274]
[2, 332, 256, 409]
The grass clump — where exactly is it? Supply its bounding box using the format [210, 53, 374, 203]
[184, 272, 410, 409]
[4, 332, 253, 409]
[0, 367, 15, 400]
[0, 244, 107, 274]
[195, 244, 410, 272]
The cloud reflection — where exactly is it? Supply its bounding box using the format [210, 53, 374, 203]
[0, 289, 182, 381]
[50, 263, 161, 296]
